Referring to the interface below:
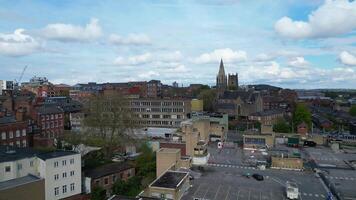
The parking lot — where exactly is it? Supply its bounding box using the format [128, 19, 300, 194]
[182, 165, 328, 200]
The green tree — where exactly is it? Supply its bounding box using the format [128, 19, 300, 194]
[293, 103, 312, 131]
[197, 89, 216, 112]
[273, 118, 291, 133]
[91, 186, 106, 200]
[350, 105, 356, 117]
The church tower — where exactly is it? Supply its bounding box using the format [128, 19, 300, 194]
[216, 59, 227, 90]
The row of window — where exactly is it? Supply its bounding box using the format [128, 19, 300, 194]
[137, 120, 181, 126]
[41, 114, 63, 121]
[54, 183, 75, 196]
[41, 120, 63, 130]
[54, 158, 75, 168]
[5, 160, 34, 173]
[131, 108, 185, 113]
[130, 101, 184, 106]
[54, 170, 75, 180]
[2, 140, 27, 147]
[1, 129, 26, 140]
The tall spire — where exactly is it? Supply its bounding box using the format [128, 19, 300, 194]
[218, 58, 225, 75]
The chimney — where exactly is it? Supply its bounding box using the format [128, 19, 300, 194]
[15, 108, 25, 122]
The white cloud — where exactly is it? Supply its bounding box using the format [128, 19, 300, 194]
[165, 64, 190, 73]
[113, 51, 183, 66]
[114, 53, 152, 65]
[339, 51, 356, 65]
[275, 0, 356, 39]
[138, 70, 159, 79]
[42, 18, 102, 42]
[288, 57, 310, 68]
[194, 48, 247, 64]
[109, 33, 151, 45]
[0, 29, 41, 56]
[254, 53, 275, 61]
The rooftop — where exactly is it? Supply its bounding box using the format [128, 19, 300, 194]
[151, 171, 188, 189]
[158, 148, 180, 153]
[85, 162, 133, 179]
[36, 150, 78, 160]
[0, 174, 43, 191]
[0, 146, 38, 163]
[250, 109, 284, 117]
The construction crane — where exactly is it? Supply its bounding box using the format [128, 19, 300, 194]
[14, 65, 28, 88]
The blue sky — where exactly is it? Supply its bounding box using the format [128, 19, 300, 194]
[1, 0, 356, 89]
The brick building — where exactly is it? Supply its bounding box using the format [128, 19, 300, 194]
[0, 114, 28, 147]
[32, 104, 64, 139]
[84, 162, 135, 197]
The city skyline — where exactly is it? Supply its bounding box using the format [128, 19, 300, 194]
[1, 0, 356, 89]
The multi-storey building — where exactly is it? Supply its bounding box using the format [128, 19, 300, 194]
[32, 104, 64, 139]
[129, 98, 191, 128]
[37, 151, 82, 200]
[147, 80, 162, 98]
[0, 146, 82, 200]
[0, 115, 28, 147]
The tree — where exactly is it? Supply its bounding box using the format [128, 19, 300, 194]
[91, 186, 106, 200]
[197, 89, 216, 112]
[350, 105, 356, 117]
[80, 94, 138, 159]
[293, 103, 312, 131]
[273, 118, 291, 133]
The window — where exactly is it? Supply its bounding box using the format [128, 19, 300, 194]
[70, 158, 74, 164]
[16, 130, 20, 137]
[63, 172, 67, 178]
[22, 129, 26, 136]
[30, 161, 34, 167]
[5, 166, 11, 172]
[62, 185, 67, 193]
[113, 175, 117, 182]
[70, 183, 75, 191]
[59, 114, 62, 118]
[104, 178, 109, 185]
[16, 141, 20, 147]
[17, 163, 22, 170]
[54, 161, 58, 168]
[9, 131, 13, 138]
[70, 171, 74, 176]
[46, 115, 49, 120]
[9, 142, 13, 146]
[51, 114, 54, 120]
[55, 114, 58, 119]
[62, 160, 66, 166]
[54, 187, 59, 196]
[1, 132, 6, 140]
[22, 140, 27, 147]
[54, 174, 59, 180]
[42, 122, 45, 130]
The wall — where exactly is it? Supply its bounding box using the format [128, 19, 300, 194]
[0, 178, 45, 200]
[191, 99, 203, 112]
[156, 148, 180, 177]
[0, 157, 37, 181]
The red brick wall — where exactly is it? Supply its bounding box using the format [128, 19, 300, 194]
[0, 121, 28, 147]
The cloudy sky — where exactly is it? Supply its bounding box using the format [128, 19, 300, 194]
[1, 0, 356, 89]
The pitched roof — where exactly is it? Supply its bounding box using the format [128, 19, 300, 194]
[85, 162, 134, 179]
[35, 104, 64, 115]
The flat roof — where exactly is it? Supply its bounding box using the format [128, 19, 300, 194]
[0, 146, 38, 163]
[151, 171, 188, 189]
[85, 162, 133, 179]
[0, 174, 42, 191]
[158, 148, 180, 153]
[36, 150, 78, 160]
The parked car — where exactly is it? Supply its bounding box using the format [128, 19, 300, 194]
[303, 141, 316, 147]
[243, 172, 251, 178]
[252, 173, 264, 181]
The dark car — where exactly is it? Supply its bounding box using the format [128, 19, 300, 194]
[303, 141, 316, 147]
[252, 173, 264, 181]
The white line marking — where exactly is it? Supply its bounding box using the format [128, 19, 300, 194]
[214, 185, 221, 200]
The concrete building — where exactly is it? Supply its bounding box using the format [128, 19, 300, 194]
[0, 174, 45, 200]
[84, 162, 135, 197]
[243, 133, 275, 150]
[37, 151, 82, 200]
[271, 156, 303, 171]
[141, 171, 190, 200]
[129, 98, 191, 128]
[147, 80, 162, 98]
[0, 146, 81, 200]
[156, 148, 191, 178]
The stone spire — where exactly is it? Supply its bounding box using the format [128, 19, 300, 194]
[216, 58, 227, 90]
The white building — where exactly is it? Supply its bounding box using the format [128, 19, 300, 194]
[0, 146, 82, 200]
[37, 151, 81, 200]
[0, 80, 6, 95]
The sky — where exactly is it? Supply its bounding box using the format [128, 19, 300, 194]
[1, 0, 356, 89]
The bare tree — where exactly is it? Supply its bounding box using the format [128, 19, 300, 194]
[79, 94, 138, 159]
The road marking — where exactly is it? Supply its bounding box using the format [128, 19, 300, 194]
[248, 190, 251, 200]
[193, 183, 202, 196]
[203, 185, 210, 200]
[236, 189, 241, 200]
[214, 185, 221, 200]
[225, 186, 231, 200]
